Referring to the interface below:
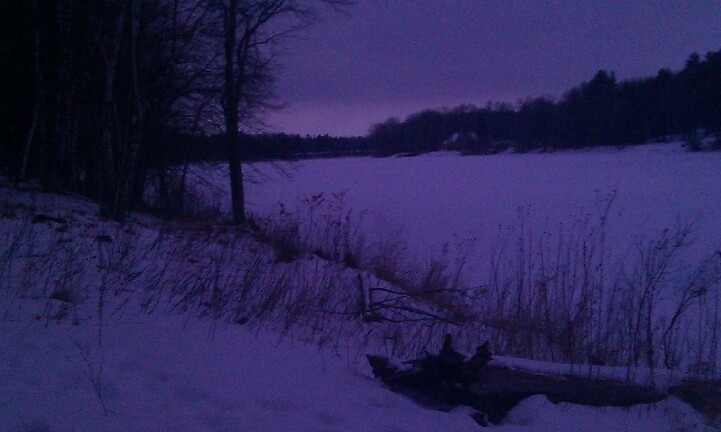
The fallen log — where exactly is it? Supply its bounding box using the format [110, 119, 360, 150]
[468, 364, 666, 424]
[367, 335, 666, 425]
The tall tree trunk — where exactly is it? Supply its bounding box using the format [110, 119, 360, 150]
[59, 0, 79, 191]
[223, 0, 246, 225]
[20, 0, 42, 182]
[98, 5, 125, 217]
[111, 0, 143, 221]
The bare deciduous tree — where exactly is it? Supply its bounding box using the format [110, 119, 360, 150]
[207, 0, 350, 224]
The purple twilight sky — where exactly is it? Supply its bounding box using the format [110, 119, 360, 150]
[266, 0, 721, 137]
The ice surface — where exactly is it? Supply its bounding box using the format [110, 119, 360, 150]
[241, 143, 721, 285]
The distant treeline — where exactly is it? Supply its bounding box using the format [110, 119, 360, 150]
[171, 48, 721, 160]
[369, 49, 721, 154]
[143, 133, 373, 167]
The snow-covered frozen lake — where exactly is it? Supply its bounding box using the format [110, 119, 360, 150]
[239, 143, 721, 281]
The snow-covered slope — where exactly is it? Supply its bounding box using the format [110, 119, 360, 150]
[0, 183, 714, 431]
[1, 302, 482, 432]
[0, 299, 707, 431]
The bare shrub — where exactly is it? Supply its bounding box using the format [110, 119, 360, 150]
[248, 205, 302, 263]
[474, 194, 721, 382]
[142, 165, 224, 221]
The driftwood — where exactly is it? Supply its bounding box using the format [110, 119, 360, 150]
[367, 335, 665, 425]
